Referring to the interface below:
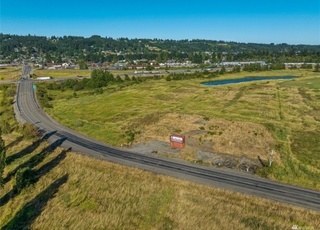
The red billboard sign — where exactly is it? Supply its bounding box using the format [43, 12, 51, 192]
[170, 134, 185, 149]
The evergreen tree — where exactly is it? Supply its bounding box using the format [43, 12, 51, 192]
[0, 128, 6, 187]
[15, 167, 36, 193]
[232, 65, 241, 73]
[220, 66, 226, 74]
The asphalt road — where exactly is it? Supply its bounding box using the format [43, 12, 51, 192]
[16, 75, 320, 212]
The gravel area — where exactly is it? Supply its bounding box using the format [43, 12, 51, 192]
[128, 140, 181, 156]
[127, 140, 262, 173]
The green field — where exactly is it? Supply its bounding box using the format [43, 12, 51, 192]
[279, 77, 320, 89]
[40, 70, 320, 190]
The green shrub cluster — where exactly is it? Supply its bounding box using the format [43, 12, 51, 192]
[15, 167, 36, 193]
[166, 72, 206, 81]
[242, 63, 286, 72]
[243, 63, 269, 72]
[37, 88, 53, 108]
[46, 70, 148, 93]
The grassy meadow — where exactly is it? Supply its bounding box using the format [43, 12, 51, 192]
[40, 69, 320, 190]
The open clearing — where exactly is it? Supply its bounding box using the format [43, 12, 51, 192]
[41, 70, 320, 190]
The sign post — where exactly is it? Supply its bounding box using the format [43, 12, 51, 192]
[170, 134, 185, 149]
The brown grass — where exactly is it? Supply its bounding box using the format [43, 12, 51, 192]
[136, 113, 276, 161]
[0, 67, 21, 81]
[1, 134, 319, 229]
[33, 69, 92, 78]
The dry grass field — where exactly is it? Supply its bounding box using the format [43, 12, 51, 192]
[0, 67, 21, 81]
[33, 69, 92, 78]
[1, 134, 319, 229]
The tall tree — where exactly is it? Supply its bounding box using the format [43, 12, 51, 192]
[0, 128, 6, 187]
[220, 66, 226, 74]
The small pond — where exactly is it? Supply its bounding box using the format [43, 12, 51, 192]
[203, 76, 296, 86]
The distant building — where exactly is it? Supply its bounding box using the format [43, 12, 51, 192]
[36, 76, 52, 80]
[221, 61, 266, 66]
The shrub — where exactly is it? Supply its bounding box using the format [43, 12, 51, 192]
[125, 130, 136, 146]
[15, 167, 36, 193]
[1, 120, 11, 134]
[21, 123, 39, 139]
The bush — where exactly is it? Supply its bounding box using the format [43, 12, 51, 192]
[125, 130, 136, 146]
[94, 88, 104, 95]
[15, 167, 36, 193]
[116, 75, 124, 82]
[124, 75, 131, 81]
[0, 120, 11, 134]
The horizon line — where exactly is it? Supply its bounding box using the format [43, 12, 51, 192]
[1, 33, 319, 46]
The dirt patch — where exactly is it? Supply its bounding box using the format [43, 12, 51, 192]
[127, 113, 277, 172]
[129, 140, 180, 157]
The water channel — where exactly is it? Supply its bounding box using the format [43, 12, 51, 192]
[203, 76, 296, 86]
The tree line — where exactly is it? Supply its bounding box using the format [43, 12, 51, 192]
[1, 34, 319, 64]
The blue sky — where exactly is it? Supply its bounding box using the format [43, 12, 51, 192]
[1, 0, 319, 44]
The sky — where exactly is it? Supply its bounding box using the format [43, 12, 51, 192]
[1, 0, 319, 45]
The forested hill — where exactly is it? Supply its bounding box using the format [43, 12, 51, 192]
[1, 34, 319, 63]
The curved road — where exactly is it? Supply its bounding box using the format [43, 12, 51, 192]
[16, 78, 320, 212]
